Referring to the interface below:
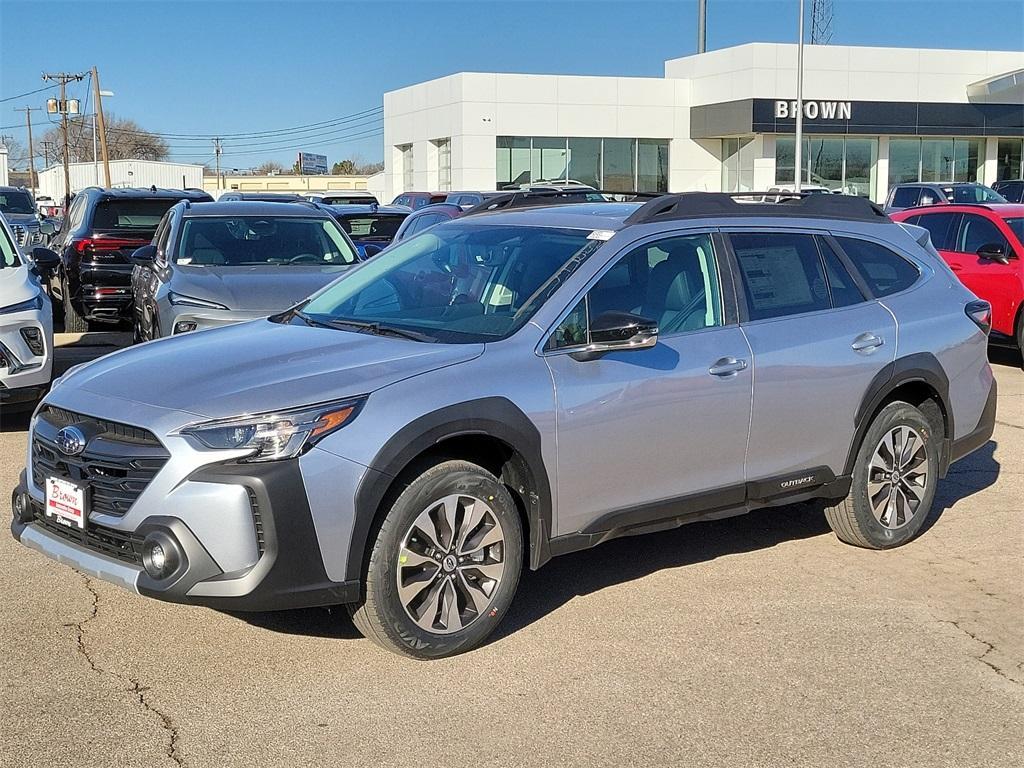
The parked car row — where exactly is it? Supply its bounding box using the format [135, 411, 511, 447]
[9, 190, 999, 660]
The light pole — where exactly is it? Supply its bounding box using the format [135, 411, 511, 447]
[93, 90, 113, 185]
[794, 0, 805, 192]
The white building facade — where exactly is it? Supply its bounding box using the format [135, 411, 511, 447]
[382, 43, 1024, 203]
[37, 159, 204, 201]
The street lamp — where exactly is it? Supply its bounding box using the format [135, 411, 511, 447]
[93, 89, 113, 185]
[794, 0, 805, 192]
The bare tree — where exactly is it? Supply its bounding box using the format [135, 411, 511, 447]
[255, 160, 287, 175]
[40, 112, 169, 163]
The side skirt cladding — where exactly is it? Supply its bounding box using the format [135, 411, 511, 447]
[348, 398, 554, 584]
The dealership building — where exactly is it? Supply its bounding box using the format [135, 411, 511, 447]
[382, 43, 1024, 203]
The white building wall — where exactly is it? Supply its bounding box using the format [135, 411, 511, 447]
[37, 160, 204, 200]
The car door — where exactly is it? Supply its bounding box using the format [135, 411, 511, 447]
[543, 230, 752, 536]
[728, 229, 897, 482]
[948, 212, 1021, 336]
[905, 210, 962, 271]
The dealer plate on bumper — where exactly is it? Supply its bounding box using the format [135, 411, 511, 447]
[45, 477, 87, 529]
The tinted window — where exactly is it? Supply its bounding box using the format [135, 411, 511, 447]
[918, 189, 940, 206]
[408, 212, 447, 235]
[548, 233, 722, 349]
[951, 186, 1006, 204]
[0, 189, 35, 214]
[891, 187, 920, 208]
[732, 232, 830, 320]
[335, 214, 405, 240]
[817, 238, 865, 307]
[957, 214, 1008, 254]
[911, 212, 960, 251]
[1006, 218, 1024, 243]
[93, 199, 179, 230]
[835, 237, 920, 297]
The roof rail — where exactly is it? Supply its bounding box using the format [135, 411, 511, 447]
[623, 192, 888, 225]
[462, 189, 660, 217]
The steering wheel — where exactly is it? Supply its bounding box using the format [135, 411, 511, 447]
[288, 253, 319, 264]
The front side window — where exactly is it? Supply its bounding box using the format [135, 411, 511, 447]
[834, 237, 920, 297]
[549, 233, 722, 349]
[951, 186, 1006, 204]
[731, 232, 831, 320]
[299, 224, 599, 343]
[175, 217, 357, 266]
[957, 214, 1008, 254]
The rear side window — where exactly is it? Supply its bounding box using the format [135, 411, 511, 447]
[956, 214, 1008, 254]
[910, 212, 960, 251]
[835, 237, 920, 297]
[731, 232, 830, 320]
[93, 199, 178, 230]
[891, 187, 920, 208]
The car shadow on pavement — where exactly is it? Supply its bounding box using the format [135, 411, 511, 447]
[0, 409, 33, 433]
[231, 440, 1001, 644]
[989, 345, 1022, 369]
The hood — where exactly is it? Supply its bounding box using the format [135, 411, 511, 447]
[0, 265, 42, 306]
[170, 264, 352, 311]
[59, 319, 483, 419]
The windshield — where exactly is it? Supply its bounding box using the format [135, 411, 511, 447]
[335, 214, 406, 241]
[298, 224, 599, 343]
[950, 186, 1007, 204]
[175, 216, 358, 266]
[0, 189, 35, 215]
[1006, 218, 1024, 242]
[1, 224, 20, 267]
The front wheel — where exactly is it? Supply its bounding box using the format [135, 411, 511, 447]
[349, 460, 523, 659]
[824, 401, 939, 549]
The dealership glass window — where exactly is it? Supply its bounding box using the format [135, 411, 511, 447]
[435, 138, 451, 192]
[997, 139, 1023, 181]
[722, 137, 755, 193]
[887, 138, 983, 187]
[775, 136, 878, 196]
[603, 138, 636, 192]
[888, 139, 920, 186]
[567, 138, 602, 189]
[399, 144, 413, 191]
[531, 137, 569, 183]
[495, 136, 532, 189]
[637, 139, 670, 193]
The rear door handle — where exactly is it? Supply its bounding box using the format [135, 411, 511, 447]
[709, 357, 748, 377]
[949, 264, 963, 271]
[851, 332, 885, 352]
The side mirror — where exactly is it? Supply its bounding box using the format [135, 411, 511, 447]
[977, 242, 1011, 265]
[38, 220, 56, 236]
[361, 244, 383, 258]
[571, 311, 659, 361]
[29, 247, 60, 274]
[129, 244, 158, 265]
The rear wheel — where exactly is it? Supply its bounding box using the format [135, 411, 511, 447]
[61, 278, 89, 334]
[824, 401, 939, 549]
[349, 460, 523, 659]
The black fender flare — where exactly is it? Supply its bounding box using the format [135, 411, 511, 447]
[346, 397, 554, 583]
[845, 352, 953, 476]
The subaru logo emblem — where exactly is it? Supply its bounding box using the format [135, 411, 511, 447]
[55, 426, 87, 456]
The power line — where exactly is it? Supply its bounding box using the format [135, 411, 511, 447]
[159, 114, 383, 151]
[0, 84, 58, 104]
[169, 127, 383, 161]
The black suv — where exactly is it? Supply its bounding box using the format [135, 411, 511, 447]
[47, 187, 213, 331]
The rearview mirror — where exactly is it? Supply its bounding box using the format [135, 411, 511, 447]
[571, 311, 658, 361]
[129, 244, 158, 265]
[977, 242, 1010, 265]
[30, 247, 60, 274]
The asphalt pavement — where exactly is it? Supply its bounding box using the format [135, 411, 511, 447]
[0, 338, 1021, 768]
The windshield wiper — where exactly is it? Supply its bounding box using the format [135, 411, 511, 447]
[327, 318, 434, 342]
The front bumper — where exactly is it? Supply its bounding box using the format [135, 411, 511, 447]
[11, 456, 361, 611]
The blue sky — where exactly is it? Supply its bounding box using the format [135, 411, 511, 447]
[2, 0, 1022, 169]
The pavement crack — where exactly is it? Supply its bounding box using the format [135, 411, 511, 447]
[938, 619, 1021, 687]
[995, 419, 1023, 431]
[69, 573, 186, 767]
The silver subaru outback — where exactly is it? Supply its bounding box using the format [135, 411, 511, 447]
[11, 193, 997, 659]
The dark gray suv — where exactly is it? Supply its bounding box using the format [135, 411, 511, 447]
[12, 193, 997, 658]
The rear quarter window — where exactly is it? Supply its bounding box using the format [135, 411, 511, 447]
[834, 236, 920, 298]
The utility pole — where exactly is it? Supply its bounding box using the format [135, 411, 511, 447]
[214, 138, 222, 189]
[697, 0, 707, 53]
[91, 66, 112, 188]
[16, 106, 41, 189]
[41, 140, 55, 166]
[42, 72, 86, 210]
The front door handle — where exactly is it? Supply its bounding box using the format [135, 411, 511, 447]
[851, 332, 885, 352]
[949, 263, 963, 271]
[709, 357, 748, 377]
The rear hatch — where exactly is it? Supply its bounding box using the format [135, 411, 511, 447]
[81, 197, 179, 264]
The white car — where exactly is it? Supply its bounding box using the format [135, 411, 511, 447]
[0, 213, 54, 411]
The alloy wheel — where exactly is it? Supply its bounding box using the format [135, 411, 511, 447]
[867, 425, 929, 530]
[395, 494, 506, 634]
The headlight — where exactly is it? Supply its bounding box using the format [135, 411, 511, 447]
[168, 291, 229, 310]
[0, 294, 43, 314]
[177, 397, 365, 462]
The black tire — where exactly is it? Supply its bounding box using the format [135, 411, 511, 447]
[349, 460, 523, 659]
[824, 401, 939, 549]
[62, 280, 89, 334]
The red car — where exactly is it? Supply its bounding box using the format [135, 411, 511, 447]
[892, 204, 1024, 350]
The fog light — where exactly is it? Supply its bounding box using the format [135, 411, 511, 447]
[141, 533, 180, 579]
[20, 327, 44, 356]
[173, 321, 198, 334]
